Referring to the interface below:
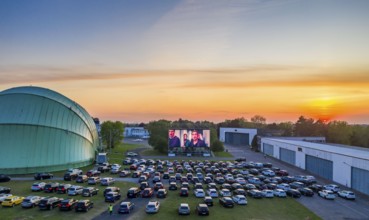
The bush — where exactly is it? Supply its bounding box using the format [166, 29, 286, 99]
[211, 140, 224, 152]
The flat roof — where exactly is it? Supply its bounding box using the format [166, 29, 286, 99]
[262, 138, 369, 160]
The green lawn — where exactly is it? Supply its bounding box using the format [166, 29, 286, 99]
[130, 192, 321, 220]
[213, 151, 234, 158]
[108, 143, 141, 164]
[0, 180, 136, 220]
[140, 149, 166, 156]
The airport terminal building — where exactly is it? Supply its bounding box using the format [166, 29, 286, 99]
[261, 138, 369, 196]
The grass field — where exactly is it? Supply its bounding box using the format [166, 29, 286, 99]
[0, 180, 136, 220]
[140, 149, 165, 156]
[108, 142, 141, 164]
[213, 151, 234, 158]
[129, 189, 321, 220]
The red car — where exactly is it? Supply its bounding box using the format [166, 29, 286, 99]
[276, 170, 289, 176]
[141, 188, 154, 198]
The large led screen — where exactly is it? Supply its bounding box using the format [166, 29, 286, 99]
[168, 129, 210, 155]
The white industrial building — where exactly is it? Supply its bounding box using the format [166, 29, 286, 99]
[219, 128, 257, 146]
[261, 137, 369, 196]
[124, 127, 150, 138]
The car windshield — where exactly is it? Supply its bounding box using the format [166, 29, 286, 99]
[147, 205, 155, 208]
[180, 206, 188, 210]
[77, 203, 85, 207]
[23, 199, 30, 202]
[121, 204, 128, 208]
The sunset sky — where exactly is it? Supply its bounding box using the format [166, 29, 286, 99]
[1, 0, 369, 124]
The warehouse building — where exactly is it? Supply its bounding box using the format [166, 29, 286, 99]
[261, 138, 369, 196]
[0, 86, 99, 174]
[219, 127, 257, 146]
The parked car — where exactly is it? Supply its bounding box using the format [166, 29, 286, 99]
[101, 177, 115, 186]
[337, 190, 356, 200]
[44, 182, 60, 193]
[154, 182, 164, 191]
[203, 196, 213, 206]
[75, 200, 93, 212]
[248, 189, 263, 198]
[169, 182, 178, 191]
[104, 187, 120, 196]
[88, 177, 101, 185]
[64, 173, 78, 181]
[146, 201, 160, 213]
[286, 189, 302, 198]
[194, 189, 205, 198]
[273, 189, 287, 198]
[2, 196, 24, 207]
[56, 184, 72, 194]
[119, 170, 131, 177]
[31, 183, 45, 192]
[86, 170, 101, 177]
[34, 173, 53, 180]
[68, 186, 83, 196]
[127, 187, 141, 198]
[105, 192, 121, 202]
[298, 187, 314, 197]
[59, 198, 78, 211]
[232, 195, 247, 205]
[234, 188, 246, 196]
[118, 201, 135, 214]
[219, 197, 234, 208]
[290, 181, 305, 189]
[319, 190, 336, 200]
[82, 187, 99, 197]
[38, 197, 62, 210]
[126, 152, 138, 157]
[276, 170, 289, 176]
[196, 203, 210, 216]
[0, 193, 12, 203]
[178, 203, 191, 215]
[262, 189, 274, 198]
[156, 189, 168, 198]
[323, 184, 340, 193]
[220, 189, 232, 197]
[206, 188, 218, 198]
[76, 175, 88, 183]
[309, 184, 323, 193]
[0, 174, 11, 182]
[142, 188, 154, 198]
[179, 188, 189, 197]
[0, 186, 11, 194]
[21, 196, 43, 208]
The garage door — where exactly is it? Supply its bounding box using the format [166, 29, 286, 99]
[225, 132, 249, 146]
[279, 148, 295, 165]
[352, 167, 369, 196]
[263, 143, 274, 156]
[305, 155, 333, 180]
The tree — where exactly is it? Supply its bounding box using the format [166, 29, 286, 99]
[278, 122, 294, 136]
[326, 121, 352, 145]
[100, 121, 124, 150]
[350, 125, 369, 148]
[211, 140, 224, 152]
[250, 115, 266, 128]
[294, 116, 315, 136]
[251, 135, 258, 150]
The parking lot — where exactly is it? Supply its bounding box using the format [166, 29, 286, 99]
[225, 144, 369, 220]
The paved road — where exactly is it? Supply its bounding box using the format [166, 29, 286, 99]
[224, 144, 369, 220]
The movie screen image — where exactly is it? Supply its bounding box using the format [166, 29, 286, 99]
[168, 129, 210, 155]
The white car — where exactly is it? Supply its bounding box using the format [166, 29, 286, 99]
[194, 189, 205, 198]
[240, 170, 249, 175]
[0, 194, 12, 203]
[232, 195, 247, 205]
[146, 201, 160, 213]
[337, 190, 356, 200]
[126, 152, 138, 157]
[31, 182, 46, 191]
[273, 189, 287, 198]
[277, 183, 291, 191]
[68, 186, 83, 196]
[111, 164, 121, 170]
[220, 189, 232, 197]
[323, 184, 340, 193]
[262, 189, 274, 198]
[319, 190, 336, 200]
[236, 178, 246, 185]
[262, 170, 275, 177]
[101, 177, 115, 186]
[110, 167, 120, 174]
[206, 189, 218, 198]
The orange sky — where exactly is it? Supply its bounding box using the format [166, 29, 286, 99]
[1, 1, 369, 124]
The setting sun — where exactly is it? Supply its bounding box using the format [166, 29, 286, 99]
[305, 97, 340, 122]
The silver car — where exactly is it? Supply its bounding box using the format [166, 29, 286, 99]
[31, 182, 46, 192]
[68, 186, 83, 196]
[21, 196, 43, 208]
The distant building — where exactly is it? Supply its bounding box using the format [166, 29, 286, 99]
[261, 137, 369, 196]
[93, 117, 101, 134]
[124, 127, 150, 138]
[219, 127, 257, 146]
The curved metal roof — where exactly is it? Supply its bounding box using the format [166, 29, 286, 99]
[0, 86, 98, 143]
